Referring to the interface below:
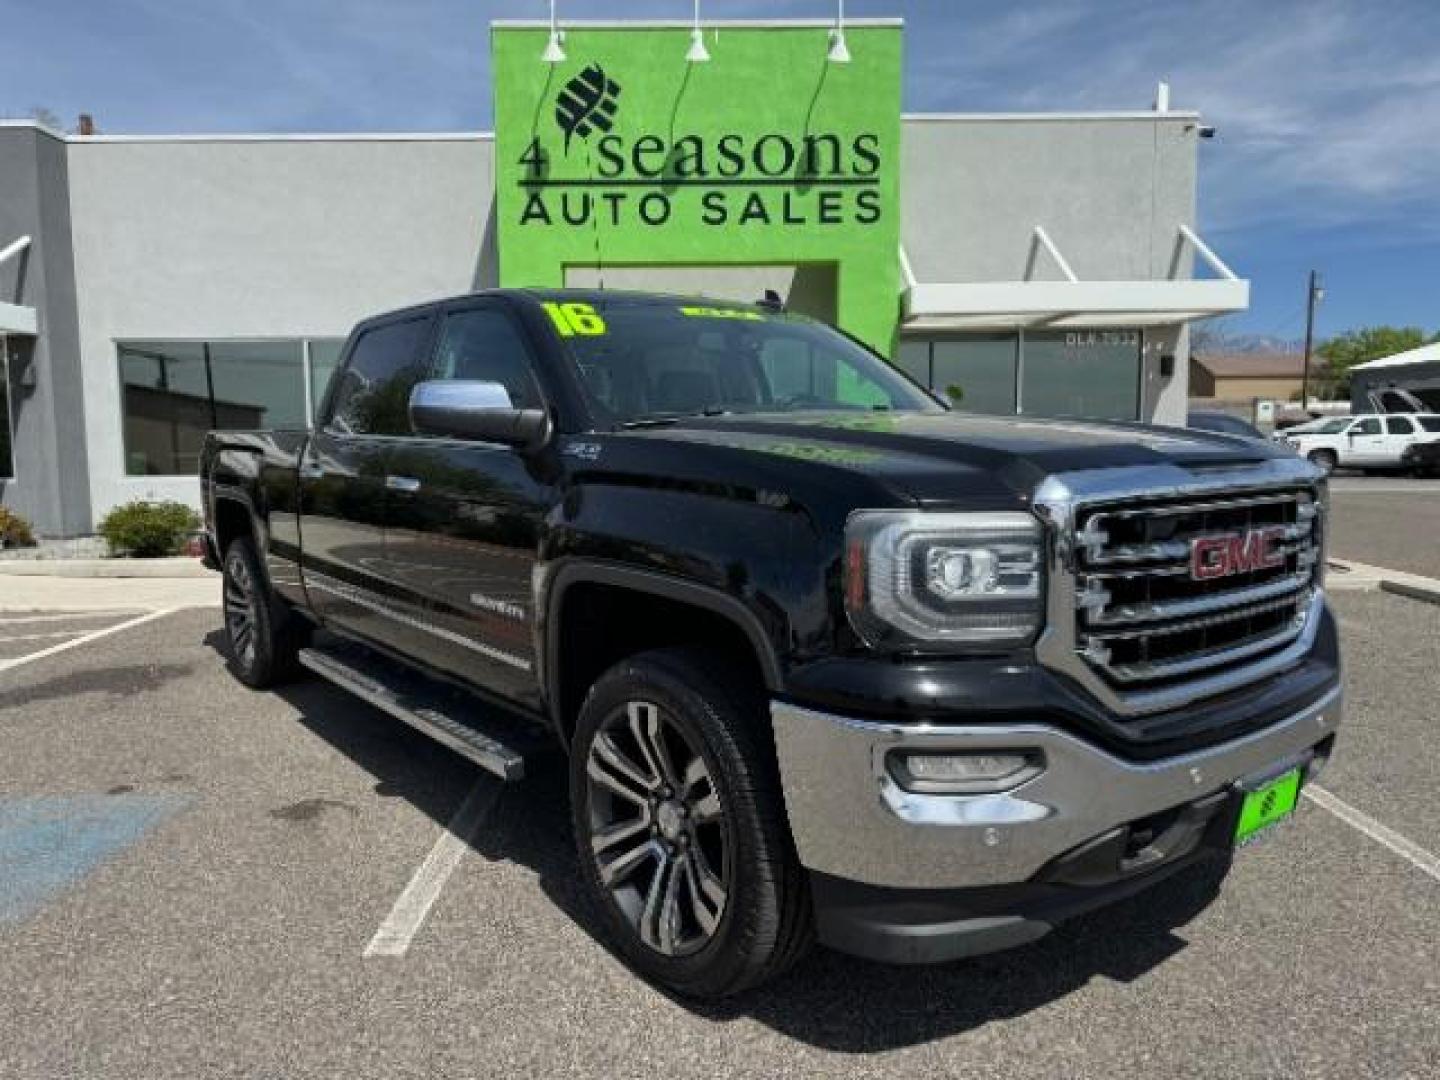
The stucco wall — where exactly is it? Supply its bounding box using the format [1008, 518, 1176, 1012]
[900, 116, 1199, 283]
[65, 135, 496, 520]
[900, 115, 1200, 425]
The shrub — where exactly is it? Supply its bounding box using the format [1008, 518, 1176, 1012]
[98, 500, 200, 558]
[0, 506, 37, 549]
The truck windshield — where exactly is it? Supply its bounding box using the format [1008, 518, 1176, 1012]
[548, 298, 940, 426]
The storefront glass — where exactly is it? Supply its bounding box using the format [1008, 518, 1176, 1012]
[118, 340, 317, 475]
[308, 339, 346, 417]
[1020, 330, 1141, 420]
[931, 335, 1020, 414]
[898, 329, 1141, 420]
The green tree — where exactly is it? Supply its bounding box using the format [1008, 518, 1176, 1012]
[1316, 326, 1435, 397]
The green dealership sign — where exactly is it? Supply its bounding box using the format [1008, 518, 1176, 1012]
[491, 22, 903, 354]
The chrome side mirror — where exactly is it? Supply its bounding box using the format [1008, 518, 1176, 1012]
[408, 380, 551, 450]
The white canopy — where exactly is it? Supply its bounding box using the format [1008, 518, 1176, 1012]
[1351, 341, 1440, 371]
[900, 225, 1249, 331]
[0, 236, 36, 335]
[0, 301, 37, 335]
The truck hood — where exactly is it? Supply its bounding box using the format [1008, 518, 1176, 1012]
[613, 410, 1288, 507]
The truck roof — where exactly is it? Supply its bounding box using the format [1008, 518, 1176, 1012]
[353, 288, 772, 332]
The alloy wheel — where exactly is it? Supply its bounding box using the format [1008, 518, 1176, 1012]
[584, 699, 730, 957]
[223, 552, 258, 670]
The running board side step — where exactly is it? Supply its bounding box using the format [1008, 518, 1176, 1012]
[298, 642, 547, 781]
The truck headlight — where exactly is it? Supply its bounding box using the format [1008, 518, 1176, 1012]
[844, 510, 1045, 651]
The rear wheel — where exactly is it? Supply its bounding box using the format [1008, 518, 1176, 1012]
[1307, 449, 1337, 475]
[222, 537, 305, 688]
[570, 648, 812, 998]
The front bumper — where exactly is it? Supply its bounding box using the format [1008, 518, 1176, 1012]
[771, 683, 1342, 892]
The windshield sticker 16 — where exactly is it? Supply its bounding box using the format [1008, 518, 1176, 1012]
[679, 306, 765, 322]
[545, 302, 607, 337]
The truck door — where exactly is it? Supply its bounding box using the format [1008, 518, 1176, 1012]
[1383, 415, 1419, 464]
[299, 313, 434, 650]
[1342, 416, 1386, 465]
[379, 300, 553, 710]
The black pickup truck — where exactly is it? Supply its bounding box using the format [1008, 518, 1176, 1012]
[201, 289, 1342, 998]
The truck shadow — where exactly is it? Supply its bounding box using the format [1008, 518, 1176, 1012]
[217, 635, 1227, 1053]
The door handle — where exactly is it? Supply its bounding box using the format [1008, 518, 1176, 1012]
[299, 463, 325, 481]
[385, 475, 422, 493]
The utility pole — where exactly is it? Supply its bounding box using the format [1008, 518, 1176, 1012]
[1301, 270, 1324, 411]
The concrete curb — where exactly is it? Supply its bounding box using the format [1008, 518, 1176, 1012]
[1380, 579, 1440, 607]
[0, 557, 213, 579]
[1328, 557, 1440, 605]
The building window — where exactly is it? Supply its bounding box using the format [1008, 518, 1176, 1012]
[307, 339, 346, 421]
[117, 338, 342, 476]
[931, 335, 1019, 414]
[897, 329, 1142, 420]
[894, 339, 930, 386]
[1021, 330, 1141, 421]
[1, 336, 14, 479]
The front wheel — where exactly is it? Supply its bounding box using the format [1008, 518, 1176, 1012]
[570, 648, 812, 998]
[222, 537, 305, 688]
[1307, 449, 1337, 475]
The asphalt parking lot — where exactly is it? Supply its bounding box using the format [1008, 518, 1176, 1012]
[1, 572, 1437, 1078]
[1328, 477, 1440, 579]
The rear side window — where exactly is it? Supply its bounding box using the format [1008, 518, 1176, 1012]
[432, 308, 544, 410]
[326, 317, 431, 436]
[1386, 417, 1415, 435]
[1419, 417, 1440, 433]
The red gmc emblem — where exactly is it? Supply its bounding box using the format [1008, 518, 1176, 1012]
[1190, 526, 1288, 581]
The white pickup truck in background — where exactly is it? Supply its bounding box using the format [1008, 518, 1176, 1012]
[1284, 412, 1440, 473]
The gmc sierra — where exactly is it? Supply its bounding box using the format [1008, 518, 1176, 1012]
[201, 289, 1342, 998]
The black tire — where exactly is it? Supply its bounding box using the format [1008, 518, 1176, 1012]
[569, 648, 812, 999]
[222, 536, 306, 688]
[1307, 449, 1337, 475]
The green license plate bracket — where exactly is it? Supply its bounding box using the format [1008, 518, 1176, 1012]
[1234, 767, 1302, 847]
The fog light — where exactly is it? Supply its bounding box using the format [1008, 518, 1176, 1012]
[892, 750, 1043, 794]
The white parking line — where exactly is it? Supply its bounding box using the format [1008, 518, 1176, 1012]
[0, 610, 143, 625]
[1305, 784, 1440, 884]
[0, 608, 179, 673]
[0, 631, 83, 643]
[364, 779, 504, 958]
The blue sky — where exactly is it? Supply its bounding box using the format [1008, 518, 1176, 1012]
[3, 0, 1436, 341]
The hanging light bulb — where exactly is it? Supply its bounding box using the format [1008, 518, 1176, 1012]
[686, 28, 711, 62]
[686, 0, 710, 62]
[542, 0, 566, 63]
[827, 0, 851, 63]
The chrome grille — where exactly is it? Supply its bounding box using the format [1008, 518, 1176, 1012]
[1072, 488, 1321, 691]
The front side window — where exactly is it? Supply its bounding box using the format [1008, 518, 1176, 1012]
[327, 318, 432, 437]
[1386, 416, 1415, 435]
[1419, 417, 1440, 433]
[555, 299, 936, 425]
[432, 308, 543, 410]
[1351, 418, 1381, 435]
